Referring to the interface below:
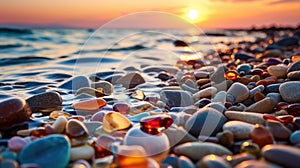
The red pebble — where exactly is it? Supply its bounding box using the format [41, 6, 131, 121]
[8, 136, 27, 152]
[112, 103, 130, 114]
[287, 103, 300, 116]
[140, 114, 173, 135]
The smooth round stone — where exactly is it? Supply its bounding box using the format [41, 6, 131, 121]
[237, 64, 251, 75]
[289, 130, 300, 145]
[19, 135, 70, 168]
[262, 49, 283, 58]
[197, 154, 231, 168]
[174, 142, 232, 161]
[287, 103, 300, 116]
[103, 112, 131, 133]
[66, 119, 89, 138]
[164, 127, 197, 147]
[265, 83, 280, 94]
[225, 153, 255, 167]
[224, 111, 265, 125]
[58, 75, 90, 90]
[91, 81, 114, 95]
[287, 61, 300, 73]
[249, 125, 274, 148]
[8, 136, 27, 152]
[212, 91, 227, 104]
[223, 121, 254, 140]
[112, 102, 130, 114]
[234, 52, 255, 61]
[216, 130, 234, 148]
[0, 97, 32, 128]
[246, 97, 276, 113]
[115, 72, 145, 89]
[70, 145, 95, 161]
[287, 70, 300, 80]
[71, 98, 107, 111]
[185, 107, 227, 137]
[124, 127, 170, 162]
[75, 87, 105, 97]
[227, 83, 249, 103]
[275, 36, 299, 47]
[262, 144, 300, 168]
[52, 116, 68, 133]
[196, 78, 211, 86]
[267, 65, 287, 78]
[266, 120, 292, 139]
[116, 145, 149, 168]
[267, 58, 282, 66]
[26, 91, 62, 113]
[160, 90, 194, 107]
[279, 81, 300, 103]
[249, 85, 264, 99]
[192, 87, 217, 101]
[0, 160, 19, 168]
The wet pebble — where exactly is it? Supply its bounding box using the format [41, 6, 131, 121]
[91, 81, 114, 95]
[289, 130, 300, 145]
[71, 98, 107, 111]
[70, 145, 95, 161]
[267, 65, 287, 78]
[66, 119, 89, 138]
[279, 81, 300, 103]
[58, 75, 90, 90]
[224, 111, 265, 125]
[223, 121, 254, 140]
[160, 90, 194, 107]
[266, 120, 292, 139]
[26, 91, 62, 113]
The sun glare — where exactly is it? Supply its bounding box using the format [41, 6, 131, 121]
[187, 9, 199, 20]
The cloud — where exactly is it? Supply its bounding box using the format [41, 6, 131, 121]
[268, 0, 300, 5]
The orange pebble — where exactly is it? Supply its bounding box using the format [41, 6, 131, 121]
[71, 98, 107, 111]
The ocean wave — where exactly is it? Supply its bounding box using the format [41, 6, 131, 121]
[0, 44, 26, 49]
[0, 56, 52, 66]
[76, 44, 147, 54]
[0, 28, 33, 35]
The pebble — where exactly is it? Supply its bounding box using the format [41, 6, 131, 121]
[266, 120, 292, 139]
[249, 125, 274, 148]
[216, 130, 234, 148]
[115, 72, 145, 89]
[253, 92, 265, 102]
[8, 136, 27, 152]
[265, 83, 280, 93]
[275, 36, 299, 47]
[0, 97, 31, 128]
[83, 121, 102, 135]
[262, 144, 300, 168]
[19, 135, 70, 168]
[262, 49, 283, 58]
[185, 107, 227, 137]
[246, 97, 276, 113]
[287, 60, 300, 73]
[197, 154, 231, 168]
[224, 111, 265, 125]
[70, 145, 95, 161]
[227, 83, 249, 103]
[71, 98, 107, 111]
[124, 127, 170, 162]
[160, 90, 194, 107]
[66, 119, 89, 138]
[289, 130, 300, 145]
[75, 87, 105, 97]
[102, 112, 131, 133]
[91, 81, 114, 95]
[164, 127, 197, 147]
[237, 64, 251, 75]
[249, 85, 264, 99]
[142, 65, 179, 75]
[279, 81, 300, 103]
[287, 70, 300, 80]
[192, 87, 217, 101]
[235, 160, 281, 168]
[58, 75, 90, 90]
[225, 153, 255, 167]
[223, 121, 254, 140]
[234, 52, 255, 61]
[52, 116, 68, 133]
[212, 91, 227, 104]
[27, 91, 62, 113]
[267, 65, 288, 78]
[116, 145, 149, 168]
[204, 102, 226, 113]
[174, 142, 232, 161]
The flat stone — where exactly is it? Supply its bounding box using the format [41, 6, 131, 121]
[246, 97, 276, 113]
[262, 144, 300, 168]
[279, 81, 300, 103]
[115, 72, 145, 89]
[160, 90, 193, 107]
[267, 65, 288, 78]
[71, 98, 107, 111]
[223, 121, 254, 140]
[174, 142, 232, 161]
[262, 49, 283, 58]
[266, 120, 292, 139]
[224, 111, 265, 125]
[58, 75, 90, 90]
[26, 91, 62, 113]
[0, 97, 31, 128]
[287, 70, 300, 80]
[192, 87, 217, 101]
[227, 82, 249, 103]
[185, 107, 227, 137]
[70, 145, 95, 161]
[212, 91, 227, 104]
[19, 135, 70, 168]
[290, 130, 300, 145]
[91, 81, 114, 95]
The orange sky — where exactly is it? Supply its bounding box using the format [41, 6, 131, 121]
[1, 0, 300, 29]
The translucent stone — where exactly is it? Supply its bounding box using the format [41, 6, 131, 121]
[66, 119, 89, 138]
[276, 102, 289, 110]
[131, 89, 145, 100]
[224, 70, 239, 80]
[49, 111, 71, 120]
[129, 102, 155, 115]
[250, 68, 264, 76]
[112, 102, 130, 114]
[240, 142, 261, 158]
[116, 145, 148, 168]
[124, 127, 170, 163]
[249, 125, 274, 148]
[102, 112, 131, 133]
[91, 111, 107, 122]
[29, 127, 46, 138]
[140, 114, 173, 135]
[287, 103, 300, 116]
[71, 98, 107, 111]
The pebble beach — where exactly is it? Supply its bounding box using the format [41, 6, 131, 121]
[1, 26, 300, 168]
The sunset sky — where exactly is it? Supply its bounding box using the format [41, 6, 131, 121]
[1, 0, 300, 29]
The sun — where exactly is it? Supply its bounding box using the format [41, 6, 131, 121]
[187, 9, 199, 20]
